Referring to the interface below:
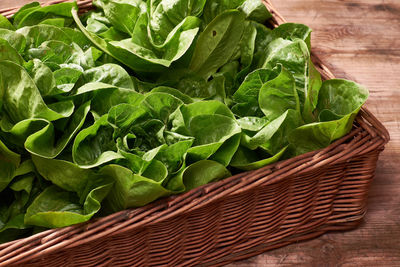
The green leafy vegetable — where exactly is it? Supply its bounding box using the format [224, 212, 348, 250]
[288, 79, 369, 155]
[0, 140, 21, 192]
[0, 14, 15, 30]
[189, 10, 245, 79]
[0, 0, 369, 241]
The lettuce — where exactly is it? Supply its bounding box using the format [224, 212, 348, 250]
[0, 0, 368, 242]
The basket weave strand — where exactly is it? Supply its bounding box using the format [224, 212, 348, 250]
[0, 0, 389, 266]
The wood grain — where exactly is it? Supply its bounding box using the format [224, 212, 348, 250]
[1, 0, 399, 266]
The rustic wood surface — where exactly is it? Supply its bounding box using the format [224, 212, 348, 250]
[1, 0, 399, 266]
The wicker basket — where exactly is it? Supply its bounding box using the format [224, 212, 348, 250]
[0, 0, 390, 266]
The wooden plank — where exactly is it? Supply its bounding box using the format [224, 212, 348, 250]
[0, 0, 37, 9]
[1, 0, 399, 266]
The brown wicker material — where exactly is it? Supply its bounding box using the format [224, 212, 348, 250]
[0, 0, 390, 266]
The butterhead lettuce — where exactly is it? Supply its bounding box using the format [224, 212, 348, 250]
[0, 0, 368, 242]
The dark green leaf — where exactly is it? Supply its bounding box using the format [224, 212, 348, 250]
[0, 140, 21, 192]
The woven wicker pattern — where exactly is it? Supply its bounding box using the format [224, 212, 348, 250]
[0, 1, 390, 266]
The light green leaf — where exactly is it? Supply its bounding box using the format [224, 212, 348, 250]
[239, 0, 272, 23]
[0, 60, 73, 123]
[151, 86, 194, 104]
[25, 59, 56, 96]
[25, 182, 111, 228]
[102, 164, 171, 211]
[231, 145, 286, 171]
[94, 0, 143, 36]
[25, 101, 91, 158]
[91, 87, 145, 116]
[242, 109, 302, 154]
[0, 39, 24, 64]
[73, 115, 123, 168]
[259, 64, 300, 120]
[237, 116, 269, 131]
[148, 0, 205, 45]
[289, 79, 369, 155]
[12, 2, 41, 28]
[232, 67, 277, 117]
[170, 160, 231, 192]
[108, 104, 146, 130]
[32, 156, 92, 196]
[189, 10, 245, 79]
[271, 23, 312, 50]
[52, 67, 83, 94]
[0, 14, 15, 30]
[17, 24, 71, 48]
[0, 29, 26, 53]
[39, 18, 66, 27]
[187, 114, 241, 161]
[142, 92, 183, 122]
[81, 63, 134, 89]
[15, 2, 76, 29]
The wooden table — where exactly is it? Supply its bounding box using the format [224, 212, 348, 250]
[1, 0, 399, 266]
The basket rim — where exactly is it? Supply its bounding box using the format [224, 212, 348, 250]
[0, 0, 390, 266]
